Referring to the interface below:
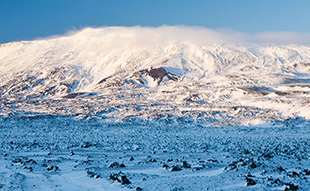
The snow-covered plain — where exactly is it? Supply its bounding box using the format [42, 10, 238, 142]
[0, 26, 310, 190]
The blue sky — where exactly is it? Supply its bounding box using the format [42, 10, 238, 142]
[1, 0, 310, 43]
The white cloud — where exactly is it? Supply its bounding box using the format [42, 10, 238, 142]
[46, 25, 310, 46]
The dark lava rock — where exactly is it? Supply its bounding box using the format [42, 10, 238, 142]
[247, 173, 255, 177]
[130, 156, 134, 161]
[208, 159, 219, 163]
[234, 159, 244, 164]
[172, 186, 185, 191]
[167, 159, 173, 162]
[277, 166, 286, 172]
[87, 171, 95, 178]
[182, 161, 191, 168]
[274, 179, 281, 184]
[285, 183, 299, 191]
[12, 158, 22, 164]
[135, 67, 179, 85]
[109, 173, 121, 183]
[243, 149, 250, 155]
[162, 164, 169, 169]
[119, 163, 126, 168]
[63, 92, 86, 99]
[262, 152, 273, 159]
[81, 142, 92, 148]
[194, 167, 204, 171]
[148, 159, 157, 163]
[47, 166, 59, 172]
[25, 159, 37, 165]
[269, 178, 281, 185]
[303, 169, 310, 175]
[109, 162, 120, 168]
[246, 177, 256, 186]
[46, 166, 53, 171]
[24, 166, 33, 172]
[171, 166, 182, 172]
[121, 175, 131, 185]
[249, 162, 258, 169]
[262, 170, 268, 174]
[288, 171, 299, 178]
[225, 163, 237, 171]
[136, 187, 143, 190]
[109, 171, 130, 184]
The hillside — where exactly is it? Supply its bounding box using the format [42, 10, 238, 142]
[0, 27, 310, 126]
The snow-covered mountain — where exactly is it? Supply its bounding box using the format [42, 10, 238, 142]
[1, 27, 310, 191]
[1, 26, 310, 125]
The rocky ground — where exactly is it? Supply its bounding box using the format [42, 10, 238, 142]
[0, 116, 309, 190]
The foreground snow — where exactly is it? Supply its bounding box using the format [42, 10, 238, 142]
[0, 116, 309, 190]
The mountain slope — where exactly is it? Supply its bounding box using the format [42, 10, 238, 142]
[0, 26, 310, 125]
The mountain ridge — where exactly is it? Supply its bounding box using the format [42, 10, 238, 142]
[0, 26, 310, 125]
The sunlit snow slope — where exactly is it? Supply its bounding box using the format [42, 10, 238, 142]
[0, 26, 310, 125]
